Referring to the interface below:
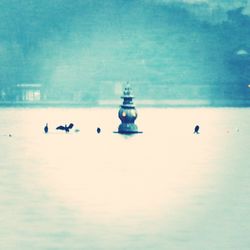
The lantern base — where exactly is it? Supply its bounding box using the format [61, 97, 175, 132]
[114, 131, 143, 134]
[114, 123, 143, 134]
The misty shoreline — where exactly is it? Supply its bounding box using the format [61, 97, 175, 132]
[0, 100, 250, 108]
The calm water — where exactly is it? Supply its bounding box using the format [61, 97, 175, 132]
[0, 108, 249, 250]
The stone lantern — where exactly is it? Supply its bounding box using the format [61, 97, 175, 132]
[117, 83, 142, 134]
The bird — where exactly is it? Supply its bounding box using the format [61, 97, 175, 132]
[56, 123, 74, 133]
[194, 125, 200, 134]
[44, 123, 48, 134]
[97, 127, 101, 134]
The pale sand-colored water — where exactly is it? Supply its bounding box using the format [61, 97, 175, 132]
[0, 108, 249, 249]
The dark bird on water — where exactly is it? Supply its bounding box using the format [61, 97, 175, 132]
[56, 123, 74, 133]
[97, 127, 101, 134]
[194, 125, 200, 134]
[44, 123, 48, 134]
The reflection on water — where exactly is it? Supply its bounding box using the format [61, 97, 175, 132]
[0, 108, 250, 249]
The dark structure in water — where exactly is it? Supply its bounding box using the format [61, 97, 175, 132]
[117, 84, 142, 134]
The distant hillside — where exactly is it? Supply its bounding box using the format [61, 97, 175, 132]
[0, 0, 249, 103]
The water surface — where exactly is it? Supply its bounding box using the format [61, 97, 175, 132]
[0, 108, 249, 249]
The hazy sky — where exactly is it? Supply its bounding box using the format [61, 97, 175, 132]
[0, 0, 250, 92]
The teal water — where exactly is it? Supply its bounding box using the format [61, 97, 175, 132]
[0, 108, 249, 250]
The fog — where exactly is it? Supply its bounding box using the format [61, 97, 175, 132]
[0, 0, 250, 104]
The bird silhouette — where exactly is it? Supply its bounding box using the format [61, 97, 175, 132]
[194, 125, 200, 134]
[56, 123, 74, 133]
[44, 123, 48, 134]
